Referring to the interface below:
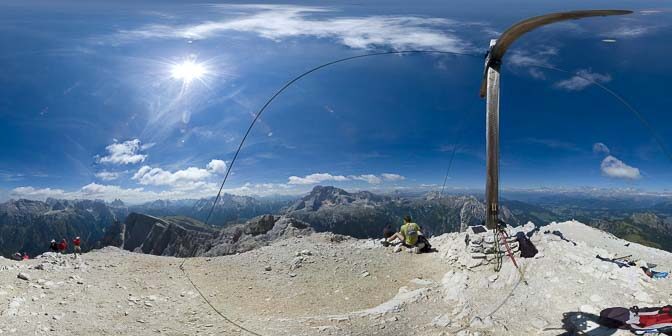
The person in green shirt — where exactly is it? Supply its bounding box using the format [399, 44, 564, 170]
[384, 215, 426, 253]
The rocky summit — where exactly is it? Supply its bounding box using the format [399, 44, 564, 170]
[1, 220, 670, 335]
[285, 186, 520, 238]
[103, 213, 314, 257]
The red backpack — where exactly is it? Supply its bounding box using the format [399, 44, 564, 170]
[634, 306, 672, 329]
[600, 306, 672, 333]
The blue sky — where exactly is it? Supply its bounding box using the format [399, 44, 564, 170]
[1, 1, 671, 203]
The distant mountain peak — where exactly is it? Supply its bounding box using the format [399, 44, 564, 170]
[110, 199, 125, 207]
[288, 185, 388, 212]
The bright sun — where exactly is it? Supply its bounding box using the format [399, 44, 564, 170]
[170, 60, 207, 84]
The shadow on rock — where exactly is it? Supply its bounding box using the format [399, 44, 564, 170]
[554, 311, 617, 336]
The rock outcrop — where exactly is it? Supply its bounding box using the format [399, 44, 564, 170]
[0, 199, 121, 257]
[109, 213, 313, 257]
[128, 194, 290, 226]
[121, 213, 217, 257]
[203, 215, 314, 256]
[285, 186, 520, 238]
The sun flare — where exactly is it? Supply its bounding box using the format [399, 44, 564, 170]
[170, 60, 207, 84]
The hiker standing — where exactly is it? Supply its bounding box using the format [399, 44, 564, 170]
[72, 236, 82, 257]
[49, 239, 59, 252]
[58, 239, 68, 254]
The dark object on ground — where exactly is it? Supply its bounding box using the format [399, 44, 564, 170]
[383, 225, 395, 239]
[598, 307, 630, 328]
[526, 226, 540, 238]
[625, 243, 630, 247]
[558, 311, 617, 336]
[544, 230, 577, 246]
[596, 255, 633, 268]
[381, 240, 390, 247]
[642, 267, 669, 279]
[597, 306, 672, 335]
[471, 225, 487, 234]
[515, 231, 538, 258]
[418, 235, 434, 253]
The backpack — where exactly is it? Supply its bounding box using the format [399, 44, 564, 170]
[404, 223, 420, 246]
[631, 306, 672, 334]
[515, 232, 538, 258]
[599, 306, 672, 334]
[417, 235, 432, 253]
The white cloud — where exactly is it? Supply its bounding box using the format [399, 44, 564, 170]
[508, 46, 557, 67]
[9, 181, 306, 203]
[603, 26, 651, 38]
[10, 183, 213, 203]
[79, 183, 159, 200]
[206, 159, 227, 175]
[132, 165, 212, 189]
[98, 139, 148, 165]
[221, 182, 306, 197]
[287, 172, 405, 185]
[600, 155, 641, 180]
[131, 159, 227, 189]
[288, 173, 349, 185]
[593, 142, 611, 155]
[115, 5, 469, 51]
[95, 171, 122, 181]
[351, 174, 383, 184]
[381, 173, 406, 181]
[10, 186, 68, 200]
[554, 69, 611, 91]
[507, 46, 558, 79]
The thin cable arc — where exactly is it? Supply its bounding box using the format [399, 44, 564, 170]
[523, 64, 672, 163]
[204, 50, 483, 225]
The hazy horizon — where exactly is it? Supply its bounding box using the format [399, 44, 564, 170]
[2, 1, 671, 204]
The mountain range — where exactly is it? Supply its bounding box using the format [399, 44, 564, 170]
[1, 185, 671, 257]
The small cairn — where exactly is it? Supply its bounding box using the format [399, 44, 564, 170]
[465, 225, 520, 268]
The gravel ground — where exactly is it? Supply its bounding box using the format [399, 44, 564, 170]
[1, 222, 671, 336]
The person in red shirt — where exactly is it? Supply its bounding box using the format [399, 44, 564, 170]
[22, 252, 29, 260]
[58, 239, 68, 254]
[73, 236, 82, 257]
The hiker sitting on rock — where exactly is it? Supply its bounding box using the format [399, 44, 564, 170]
[384, 216, 426, 254]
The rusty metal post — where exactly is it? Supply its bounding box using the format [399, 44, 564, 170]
[479, 11, 631, 230]
[485, 39, 500, 230]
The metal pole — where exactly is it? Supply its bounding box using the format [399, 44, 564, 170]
[478, 11, 630, 231]
[485, 39, 500, 230]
